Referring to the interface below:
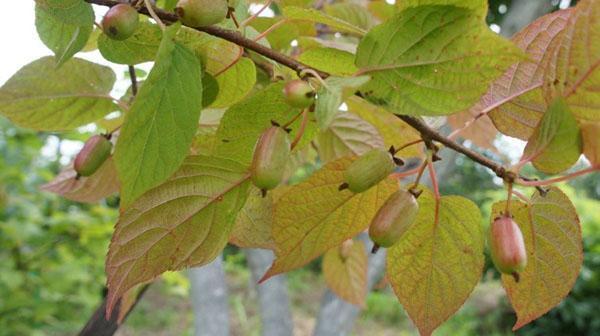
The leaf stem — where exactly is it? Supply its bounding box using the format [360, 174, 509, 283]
[290, 109, 309, 149]
[240, 0, 273, 27]
[516, 166, 599, 187]
[143, 0, 165, 30]
[393, 139, 423, 155]
[409, 160, 428, 191]
[505, 182, 513, 215]
[427, 158, 441, 200]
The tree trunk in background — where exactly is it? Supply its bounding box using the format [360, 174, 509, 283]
[313, 235, 387, 336]
[245, 248, 294, 336]
[189, 255, 230, 336]
[500, 0, 555, 37]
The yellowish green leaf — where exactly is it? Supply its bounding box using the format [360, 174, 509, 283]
[210, 58, 256, 109]
[322, 240, 368, 306]
[317, 112, 384, 162]
[387, 188, 484, 336]
[522, 97, 582, 174]
[355, 3, 522, 116]
[491, 187, 582, 330]
[346, 97, 422, 158]
[283, 6, 366, 36]
[297, 47, 358, 76]
[229, 187, 275, 250]
[0, 56, 117, 131]
[260, 157, 397, 281]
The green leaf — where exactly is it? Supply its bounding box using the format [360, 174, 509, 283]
[260, 157, 397, 281]
[298, 48, 358, 76]
[229, 187, 275, 250]
[315, 76, 370, 129]
[486, 9, 573, 140]
[283, 6, 366, 36]
[35, 0, 94, 66]
[105, 155, 250, 314]
[322, 240, 368, 306]
[387, 188, 484, 336]
[544, 0, 600, 122]
[210, 58, 257, 108]
[523, 97, 582, 174]
[398, 0, 487, 16]
[0, 56, 117, 131]
[114, 25, 203, 208]
[491, 187, 582, 330]
[177, 27, 242, 76]
[215, 83, 315, 166]
[98, 21, 162, 65]
[355, 3, 523, 116]
[317, 112, 384, 162]
[325, 3, 374, 30]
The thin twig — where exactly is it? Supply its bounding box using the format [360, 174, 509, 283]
[241, 0, 273, 27]
[128, 65, 138, 97]
[143, 0, 165, 30]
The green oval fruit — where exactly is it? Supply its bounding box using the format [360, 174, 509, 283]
[101, 4, 139, 41]
[343, 149, 396, 193]
[176, 0, 228, 28]
[489, 215, 527, 277]
[283, 80, 315, 108]
[251, 126, 291, 192]
[74, 135, 113, 177]
[369, 190, 418, 249]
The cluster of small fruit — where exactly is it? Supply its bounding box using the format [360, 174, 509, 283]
[90, 1, 527, 281]
[101, 0, 231, 41]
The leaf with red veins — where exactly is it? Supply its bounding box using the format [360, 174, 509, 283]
[483, 9, 573, 140]
[105, 155, 250, 315]
[40, 157, 119, 203]
[544, 0, 600, 122]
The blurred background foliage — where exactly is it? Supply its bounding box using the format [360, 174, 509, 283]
[1, 1, 599, 335]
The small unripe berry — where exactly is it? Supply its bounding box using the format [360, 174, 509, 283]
[489, 214, 527, 279]
[283, 80, 315, 109]
[339, 239, 354, 259]
[74, 135, 113, 177]
[342, 149, 396, 193]
[251, 126, 291, 193]
[176, 0, 228, 28]
[101, 4, 139, 41]
[369, 190, 418, 251]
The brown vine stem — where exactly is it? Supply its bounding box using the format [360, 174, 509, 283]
[86, 0, 551, 184]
